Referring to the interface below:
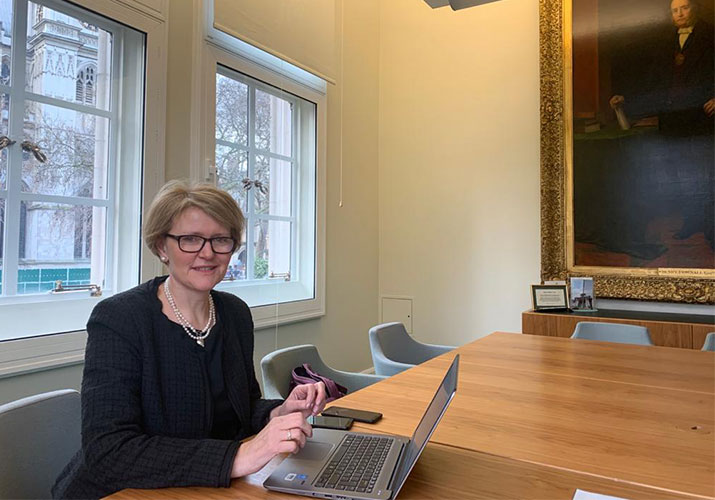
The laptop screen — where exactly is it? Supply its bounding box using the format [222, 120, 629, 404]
[390, 355, 459, 497]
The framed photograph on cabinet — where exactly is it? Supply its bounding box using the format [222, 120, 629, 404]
[531, 284, 569, 311]
[570, 277, 596, 311]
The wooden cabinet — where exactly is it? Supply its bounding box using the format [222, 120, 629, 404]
[693, 325, 715, 350]
[522, 310, 714, 349]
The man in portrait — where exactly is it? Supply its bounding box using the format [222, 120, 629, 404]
[609, 0, 714, 250]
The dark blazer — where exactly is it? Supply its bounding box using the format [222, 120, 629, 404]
[627, 20, 714, 135]
[52, 277, 282, 499]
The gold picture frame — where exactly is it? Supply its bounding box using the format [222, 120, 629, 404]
[539, 0, 715, 304]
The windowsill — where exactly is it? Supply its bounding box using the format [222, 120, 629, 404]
[0, 300, 324, 378]
[0, 330, 87, 379]
[253, 303, 325, 330]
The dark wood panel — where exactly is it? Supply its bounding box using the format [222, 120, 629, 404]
[523, 311, 696, 348]
[693, 324, 715, 350]
[522, 312, 587, 338]
[646, 322, 692, 349]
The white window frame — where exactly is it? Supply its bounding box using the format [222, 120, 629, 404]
[200, 1, 326, 330]
[0, 0, 167, 378]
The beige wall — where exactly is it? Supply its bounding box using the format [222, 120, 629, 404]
[165, 0, 195, 181]
[378, 0, 541, 347]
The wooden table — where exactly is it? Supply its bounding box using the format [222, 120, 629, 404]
[110, 332, 715, 500]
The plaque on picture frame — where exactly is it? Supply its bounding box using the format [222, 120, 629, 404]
[570, 277, 597, 312]
[531, 284, 569, 311]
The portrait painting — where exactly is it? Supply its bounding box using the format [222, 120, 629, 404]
[572, 0, 714, 269]
[539, 0, 715, 303]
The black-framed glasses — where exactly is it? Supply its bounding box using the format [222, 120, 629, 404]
[166, 234, 237, 254]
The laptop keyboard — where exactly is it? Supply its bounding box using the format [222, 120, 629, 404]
[315, 435, 393, 493]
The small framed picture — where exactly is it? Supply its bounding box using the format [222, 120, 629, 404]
[570, 277, 597, 311]
[530, 284, 569, 311]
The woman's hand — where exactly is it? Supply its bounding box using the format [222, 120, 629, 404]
[231, 412, 312, 477]
[230, 382, 326, 477]
[270, 381, 327, 420]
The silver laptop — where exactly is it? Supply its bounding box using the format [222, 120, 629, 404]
[264, 354, 459, 500]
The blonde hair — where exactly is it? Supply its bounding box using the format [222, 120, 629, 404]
[144, 180, 244, 257]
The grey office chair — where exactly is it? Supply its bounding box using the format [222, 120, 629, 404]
[261, 344, 385, 399]
[571, 321, 654, 346]
[369, 322, 455, 376]
[701, 332, 715, 351]
[0, 389, 81, 499]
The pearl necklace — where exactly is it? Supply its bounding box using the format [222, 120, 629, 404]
[163, 277, 215, 347]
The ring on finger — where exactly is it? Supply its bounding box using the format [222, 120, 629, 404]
[287, 429, 292, 441]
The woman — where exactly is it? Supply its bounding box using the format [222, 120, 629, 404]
[53, 180, 326, 499]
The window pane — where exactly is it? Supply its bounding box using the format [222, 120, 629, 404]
[255, 89, 292, 156]
[17, 201, 105, 294]
[22, 100, 109, 198]
[255, 155, 291, 216]
[26, 3, 112, 111]
[0, 93, 8, 190]
[224, 230, 247, 282]
[0, 198, 4, 294]
[254, 219, 291, 280]
[216, 73, 247, 146]
[1, 0, 12, 86]
[215, 144, 248, 213]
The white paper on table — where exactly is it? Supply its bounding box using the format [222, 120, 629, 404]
[573, 489, 630, 500]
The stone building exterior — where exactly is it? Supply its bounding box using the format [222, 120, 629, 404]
[1, 3, 106, 293]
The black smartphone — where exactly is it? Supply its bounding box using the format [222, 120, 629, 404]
[321, 406, 382, 423]
[307, 415, 354, 430]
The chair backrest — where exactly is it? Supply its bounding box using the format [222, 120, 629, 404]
[261, 345, 384, 399]
[261, 345, 330, 399]
[370, 322, 442, 365]
[0, 389, 81, 499]
[701, 332, 715, 351]
[571, 322, 654, 346]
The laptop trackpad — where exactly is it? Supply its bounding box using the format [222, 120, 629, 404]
[294, 441, 333, 461]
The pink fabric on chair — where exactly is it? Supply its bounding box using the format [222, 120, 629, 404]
[290, 363, 348, 402]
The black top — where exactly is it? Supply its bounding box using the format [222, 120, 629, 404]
[624, 19, 714, 135]
[164, 314, 240, 440]
[52, 277, 283, 499]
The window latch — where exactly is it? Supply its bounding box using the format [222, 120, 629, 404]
[21, 140, 47, 163]
[242, 178, 268, 194]
[268, 272, 291, 282]
[52, 280, 102, 297]
[0, 135, 16, 151]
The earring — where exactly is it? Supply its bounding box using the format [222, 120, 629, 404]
[160, 256, 168, 263]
